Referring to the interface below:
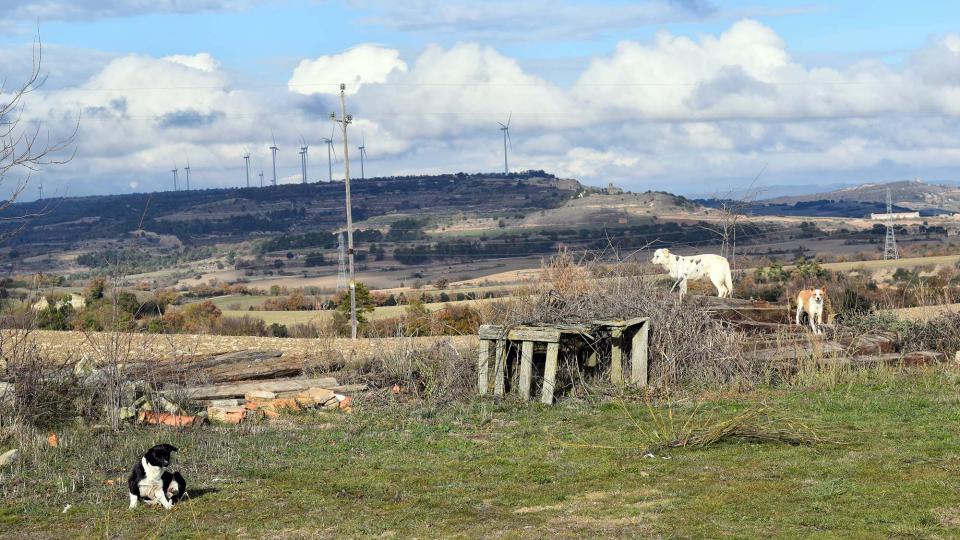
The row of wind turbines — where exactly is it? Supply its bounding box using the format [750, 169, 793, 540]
[166, 113, 513, 192]
[167, 128, 370, 191]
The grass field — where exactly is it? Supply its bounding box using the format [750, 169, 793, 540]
[5, 368, 960, 538]
[215, 298, 497, 327]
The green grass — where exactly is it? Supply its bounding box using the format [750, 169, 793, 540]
[4, 369, 960, 538]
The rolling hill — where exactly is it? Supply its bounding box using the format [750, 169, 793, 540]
[762, 180, 960, 213]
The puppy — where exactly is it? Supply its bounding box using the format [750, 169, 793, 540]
[796, 288, 827, 334]
[128, 443, 186, 509]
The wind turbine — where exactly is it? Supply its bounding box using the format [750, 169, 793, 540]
[37, 183, 43, 201]
[321, 126, 336, 182]
[171, 166, 179, 191]
[259, 170, 264, 188]
[357, 133, 368, 181]
[498, 113, 512, 174]
[299, 136, 309, 184]
[269, 132, 279, 187]
[184, 159, 191, 191]
[243, 152, 250, 188]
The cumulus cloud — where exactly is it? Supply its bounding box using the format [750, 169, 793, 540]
[288, 45, 407, 95]
[13, 20, 960, 198]
[162, 53, 220, 72]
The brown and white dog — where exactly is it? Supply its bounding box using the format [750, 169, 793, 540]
[795, 289, 826, 334]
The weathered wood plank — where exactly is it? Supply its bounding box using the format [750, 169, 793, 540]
[479, 324, 589, 343]
[541, 342, 559, 405]
[493, 340, 507, 396]
[169, 376, 340, 401]
[127, 350, 299, 385]
[746, 341, 846, 362]
[477, 339, 491, 395]
[631, 322, 649, 386]
[610, 336, 624, 387]
[518, 341, 534, 401]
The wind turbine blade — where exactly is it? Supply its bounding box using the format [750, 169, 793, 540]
[330, 126, 336, 141]
[497, 122, 506, 129]
[506, 129, 512, 149]
[506, 112, 512, 128]
[271, 130, 277, 147]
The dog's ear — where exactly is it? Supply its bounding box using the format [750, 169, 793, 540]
[161, 444, 179, 453]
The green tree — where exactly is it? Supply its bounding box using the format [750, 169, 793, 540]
[84, 277, 106, 301]
[337, 283, 375, 325]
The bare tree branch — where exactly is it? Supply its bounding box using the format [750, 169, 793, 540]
[0, 29, 77, 241]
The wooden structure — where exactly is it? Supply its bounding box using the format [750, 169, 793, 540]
[477, 317, 649, 404]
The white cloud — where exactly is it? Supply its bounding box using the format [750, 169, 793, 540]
[288, 45, 407, 95]
[162, 53, 220, 73]
[12, 21, 960, 198]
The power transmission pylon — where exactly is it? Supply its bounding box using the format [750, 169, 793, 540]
[884, 187, 899, 260]
[336, 232, 347, 293]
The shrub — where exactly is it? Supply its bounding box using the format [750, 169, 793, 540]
[488, 253, 752, 389]
[216, 315, 268, 336]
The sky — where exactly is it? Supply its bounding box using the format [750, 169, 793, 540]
[2, 0, 960, 199]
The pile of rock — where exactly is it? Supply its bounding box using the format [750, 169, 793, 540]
[206, 387, 355, 425]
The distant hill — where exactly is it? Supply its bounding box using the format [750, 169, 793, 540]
[1, 171, 581, 253]
[762, 180, 960, 213]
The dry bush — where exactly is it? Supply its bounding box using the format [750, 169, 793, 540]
[0, 330, 97, 430]
[487, 253, 752, 389]
[355, 339, 475, 406]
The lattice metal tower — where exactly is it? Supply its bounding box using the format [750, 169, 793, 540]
[336, 232, 347, 292]
[884, 187, 899, 260]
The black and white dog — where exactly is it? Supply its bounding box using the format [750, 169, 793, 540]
[127, 443, 186, 509]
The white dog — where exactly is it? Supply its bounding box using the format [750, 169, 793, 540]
[795, 289, 826, 334]
[650, 248, 733, 298]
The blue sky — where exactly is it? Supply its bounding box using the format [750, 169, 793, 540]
[2, 1, 960, 198]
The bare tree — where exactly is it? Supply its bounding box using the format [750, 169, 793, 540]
[700, 167, 766, 270]
[0, 32, 77, 241]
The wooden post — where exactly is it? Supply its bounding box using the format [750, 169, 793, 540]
[518, 341, 534, 401]
[631, 322, 649, 386]
[477, 339, 491, 395]
[541, 342, 559, 404]
[610, 330, 624, 386]
[493, 339, 507, 396]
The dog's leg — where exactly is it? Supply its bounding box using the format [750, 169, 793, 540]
[809, 307, 818, 334]
[156, 489, 173, 510]
[679, 278, 688, 299]
[129, 493, 139, 509]
[795, 303, 803, 326]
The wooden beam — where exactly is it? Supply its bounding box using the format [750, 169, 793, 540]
[170, 376, 339, 401]
[610, 336, 624, 387]
[479, 324, 588, 343]
[477, 339, 491, 395]
[541, 342, 559, 405]
[493, 340, 507, 396]
[518, 341, 534, 401]
[631, 322, 649, 386]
